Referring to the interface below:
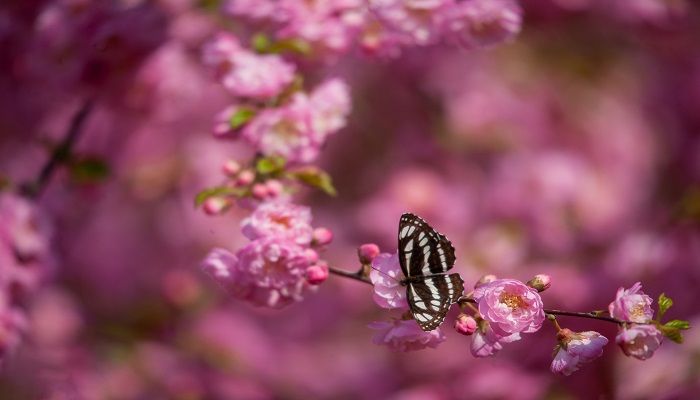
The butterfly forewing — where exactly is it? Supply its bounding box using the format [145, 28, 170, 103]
[398, 213, 464, 331]
[398, 214, 456, 278]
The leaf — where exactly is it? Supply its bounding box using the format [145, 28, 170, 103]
[659, 325, 684, 344]
[194, 186, 243, 208]
[68, 157, 110, 184]
[290, 167, 337, 196]
[256, 156, 286, 175]
[664, 320, 691, 330]
[229, 107, 257, 130]
[657, 293, 673, 320]
[251, 34, 271, 53]
[268, 38, 311, 55]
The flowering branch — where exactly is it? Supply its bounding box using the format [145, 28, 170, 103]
[328, 266, 372, 285]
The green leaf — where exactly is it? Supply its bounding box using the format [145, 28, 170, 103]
[664, 320, 691, 330]
[229, 108, 257, 130]
[256, 156, 286, 175]
[268, 38, 311, 55]
[68, 157, 110, 184]
[194, 186, 243, 208]
[251, 34, 271, 53]
[290, 167, 337, 197]
[657, 293, 673, 320]
[659, 325, 684, 344]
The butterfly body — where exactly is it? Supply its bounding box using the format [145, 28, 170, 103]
[398, 213, 465, 331]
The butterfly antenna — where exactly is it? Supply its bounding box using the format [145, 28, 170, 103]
[369, 265, 402, 283]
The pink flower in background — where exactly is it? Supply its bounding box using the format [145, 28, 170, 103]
[551, 329, 609, 376]
[370, 252, 408, 310]
[470, 321, 521, 357]
[202, 32, 295, 99]
[368, 0, 452, 46]
[369, 319, 445, 351]
[241, 201, 314, 245]
[211, 105, 241, 138]
[443, 0, 522, 49]
[224, 0, 277, 20]
[0, 194, 51, 261]
[609, 282, 654, 323]
[309, 78, 351, 140]
[241, 93, 318, 163]
[616, 324, 663, 360]
[201, 237, 312, 308]
[473, 279, 545, 336]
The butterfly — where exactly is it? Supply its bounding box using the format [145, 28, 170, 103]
[398, 213, 465, 331]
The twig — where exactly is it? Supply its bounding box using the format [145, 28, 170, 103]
[328, 266, 372, 285]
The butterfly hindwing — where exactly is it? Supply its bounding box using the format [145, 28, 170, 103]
[398, 213, 464, 331]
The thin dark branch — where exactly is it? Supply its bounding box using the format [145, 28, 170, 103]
[22, 99, 94, 198]
[328, 266, 372, 285]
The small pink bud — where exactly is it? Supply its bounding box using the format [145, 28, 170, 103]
[265, 179, 283, 197]
[312, 227, 333, 246]
[236, 169, 255, 186]
[222, 159, 241, 176]
[306, 263, 329, 285]
[455, 314, 477, 335]
[475, 274, 497, 288]
[203, 197, 231, 215]
[251, 183, 268, 199]
[304, 248, 320, 263]
[527, 274, 551, 292]
[357, 243, 380, 265]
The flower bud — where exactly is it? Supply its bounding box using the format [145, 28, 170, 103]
[203, 197, 231, 215]
[304, 248, 320, 263]
[236, 169, 255, 186]
[251, 183, 268, 199]
[222, 159, 241, 176]
[312, 227, 333, 246]
[306, 263, 329, 285]
[527, 274, 551, 292]
[357, 243, 380, 265]
[455, 314, 477, 335]
[265, 179, 283, 197]
[474, 274, 497, 288]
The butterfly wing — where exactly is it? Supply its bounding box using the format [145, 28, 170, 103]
[407, 274, 465, 331]
[398, 213, 456, 278]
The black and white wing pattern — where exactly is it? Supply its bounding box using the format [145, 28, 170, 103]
[398, 213, 464, 331]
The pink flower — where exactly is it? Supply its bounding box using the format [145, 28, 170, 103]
[368, 319, 446, 351]
[616, 324, 663, 360]
[470, 320, 521, 357]
[311, 227, 334, 246]
[443, 0, 522, 49]
[241, 93, 318, 163]
[527, 274, 552, 292]
[551, 329, 609, 376]
[472, 278, 545, 336]
[608, 282, 654, 323]
[202, 32, 295, 99]
[369, 252, 408, 310]
[241, 201, 314, 245]
[309, 78, 351, 138]
[368, 0, 452, 46]
[201, 237, 312, 309]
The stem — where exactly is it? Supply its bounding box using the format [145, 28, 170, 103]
[328, 266, 372, 285]
[22, 99, 94, 199]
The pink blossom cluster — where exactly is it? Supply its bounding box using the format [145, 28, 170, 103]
[222, 0, 522, 57]
[201, 201, 332, 308]
[609, 282, 663, 360]
[0, 194, 52, 366]
[203, 33, 352, 164]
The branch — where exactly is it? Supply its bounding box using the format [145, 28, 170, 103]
[328, 266, 372, 285]
[22, 99, 94, 198]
